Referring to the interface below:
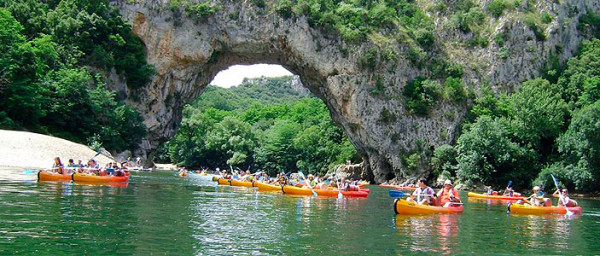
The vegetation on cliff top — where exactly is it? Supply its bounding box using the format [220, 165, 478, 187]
[0, 0, 149, 152]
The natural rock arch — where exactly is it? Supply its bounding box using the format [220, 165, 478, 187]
[113, 0, 598, 182]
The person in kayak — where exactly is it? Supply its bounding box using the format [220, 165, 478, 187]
[437, 180, 461, 207]
[52, 157, 65, 174]
[553, 188, 578, 207]
[503, 185, 514, 197]
[408, 178, 437, 205]
[527, 186, 546, 206]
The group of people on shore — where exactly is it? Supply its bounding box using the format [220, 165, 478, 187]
[51, 156, 129, 177]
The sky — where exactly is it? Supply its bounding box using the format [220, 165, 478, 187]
[210, 64, 293, 88]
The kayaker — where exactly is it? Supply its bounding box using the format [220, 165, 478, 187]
[528, 186, 545, 206]
[437, 180, 461, 207]
[553, 188, 578, 207]
[52, 157, 65, 174]
[503, 185, 514, 197]
[408, 178, 437, 205]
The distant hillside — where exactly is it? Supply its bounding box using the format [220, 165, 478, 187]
[193, 76, 312, 111]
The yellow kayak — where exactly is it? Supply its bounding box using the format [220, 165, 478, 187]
[394, 199, 464, 214]
[253, 182, 282, 192]
[217, 178, 231, 185]
[467, 192, 524, 200]
[508, 203, 583, 215]
[230, 179, 253, 187]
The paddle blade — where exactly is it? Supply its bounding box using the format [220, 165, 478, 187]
[388, 190, 405, 197]
[338, 191, 343, 199]
[312, 191, 317, 197]
[507, 180, 512, 187]
[24, 169, 37, 175]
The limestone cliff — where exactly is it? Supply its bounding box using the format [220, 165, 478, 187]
[111, 0, 599, 182]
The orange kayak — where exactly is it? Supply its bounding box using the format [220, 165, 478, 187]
[253, 182, 282, 192]
[394, 199, 464, 214]
[508, 203, 583, 215]
[230, 179, 253, 187]
[38, 171, 71, 182]
[282, 185, 370, 197]
[468, 192, 524, 200]
[72, 173, 129, 183]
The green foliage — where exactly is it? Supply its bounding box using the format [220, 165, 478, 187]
[524, 15, 546, 41]
[161, 77, 359, 173]
[432, 144, 458, 177]
[185, 2, 217, 22]
[456, 116, 539, 188]
[577, 10, 600, 37]
[451, 7, 485, 33]
[541, 12, 553, 24]
[358, 47, 379, 69]
[553, 101, 600, 191]
[558, 39, 600, 106]
[403, 78, 442, 116]
[444, 77, 467, 102]
[0, 2, 148, 152]
[455, 39, 600, 191]
[486, 0, 508, 18]
[275, 0, 293, 18]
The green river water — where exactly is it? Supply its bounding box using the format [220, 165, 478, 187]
[1, 170, 600, 255]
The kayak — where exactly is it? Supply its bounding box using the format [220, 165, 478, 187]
[394, 199, 464, 214]
[468, 192, 524, 200]
[230, 179, 253, 187]
[282, 185, 370, 197]
[508, 203, 583, 215]
[253, 182, 282, 192]
[72, 173, 129, 183]
[379, 184, 417, 191]
[38, 171, 71, 182]
[217, 178, 231, 185]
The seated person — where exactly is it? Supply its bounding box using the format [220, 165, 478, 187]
[553, 188, 578, 207]
[437, 180, 461, 207]
[408, 178, 437, 205]
[528, 186, 546, 206]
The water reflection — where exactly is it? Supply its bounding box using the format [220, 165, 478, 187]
[509, 214, 579, 250]
[395, 214, 459, 255]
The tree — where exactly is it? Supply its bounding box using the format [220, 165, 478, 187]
[456, 116, 538, 188]
[206, 116, 256, 167]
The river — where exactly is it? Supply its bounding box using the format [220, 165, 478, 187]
[1, 170, 599, 255]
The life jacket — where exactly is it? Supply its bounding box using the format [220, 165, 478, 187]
[439, 187, 460, 203]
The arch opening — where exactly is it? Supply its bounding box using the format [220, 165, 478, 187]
[154, 63, 365, 178]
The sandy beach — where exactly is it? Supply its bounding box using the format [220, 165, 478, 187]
[0, 130, 113, 170]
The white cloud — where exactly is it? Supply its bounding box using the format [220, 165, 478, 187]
[210, 64, 293, 88]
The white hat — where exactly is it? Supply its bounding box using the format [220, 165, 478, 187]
[444, 180, 452, 185]
[533, 186, 540, 190]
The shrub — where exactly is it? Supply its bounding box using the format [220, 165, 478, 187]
[486, 0, 508, 18]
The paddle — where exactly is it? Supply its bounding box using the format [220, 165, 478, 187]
[388, 190, 405, 197]
[335, 175, 343, 199]
[298, 171, 317, 197]
[23, 169, 37, 175]
[551, 174, 573, 217]
[503, 180, 513, 196]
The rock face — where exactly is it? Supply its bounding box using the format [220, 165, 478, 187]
[112, 0, 599, 182]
